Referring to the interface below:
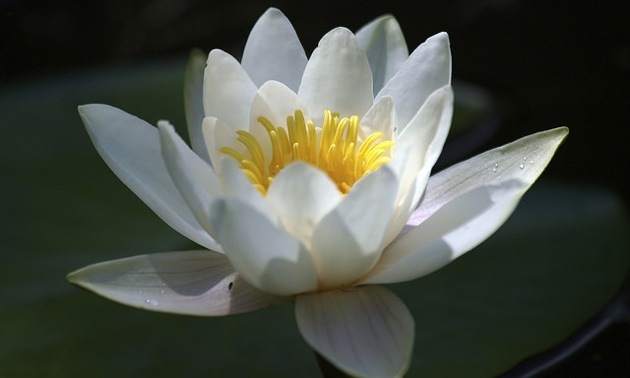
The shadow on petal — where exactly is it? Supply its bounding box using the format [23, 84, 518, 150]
[69, 250, 283, 317]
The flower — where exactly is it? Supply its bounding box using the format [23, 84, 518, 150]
[68, 8, 568, 378]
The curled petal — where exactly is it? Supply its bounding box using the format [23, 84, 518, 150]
[241, 8, 307, 91]
[79, 104, 221, 251]
[296, 286, 414, 378]
[67, 250, 283, 316]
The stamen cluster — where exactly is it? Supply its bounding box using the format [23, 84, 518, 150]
[220, 110, 394, 194]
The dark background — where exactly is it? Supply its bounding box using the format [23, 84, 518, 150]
[2, 0, 629, 206]
[2, 0, 629, 376]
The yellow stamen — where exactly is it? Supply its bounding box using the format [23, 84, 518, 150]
[220, 109, 394, 195]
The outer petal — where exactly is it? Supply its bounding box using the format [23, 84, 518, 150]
[298, 27, 373, 125]
[203, 49, 257, 131]
[184, 48, 211, 164]
[158, 121, 220, 237]
[241, 8, 308, 92]
[311, 166, 398, 289]
[78, 104, 221, 251]
[362, 127, 569, 284]
[355, 15, 409, 94]
[266, 162, 342, 246]
[67, 250, 283, 316]
[210, 197, 318, 296]
[376, 32, 451, 131]
[295, 286, 414, 378]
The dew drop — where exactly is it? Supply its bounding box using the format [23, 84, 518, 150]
[519, 164, 525, 169]
[146, 299, 159, 306]
[160, 290, 165, 294]
[529, 160, 534, 164]
[138, 290, 143, 295]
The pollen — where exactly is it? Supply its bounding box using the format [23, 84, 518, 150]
[219, 110, 394, 195]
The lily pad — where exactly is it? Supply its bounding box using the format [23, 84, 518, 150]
[0, 60, 627, 377]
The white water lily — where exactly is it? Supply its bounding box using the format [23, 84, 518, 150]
[68, 8, 567, 378]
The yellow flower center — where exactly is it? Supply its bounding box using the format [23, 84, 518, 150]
[220, 109, 394, 195]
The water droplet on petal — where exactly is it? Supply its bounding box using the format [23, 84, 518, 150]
[529, 160, 534, 164]
[146, 299, 159, 306]
[519, 164, 525, 169]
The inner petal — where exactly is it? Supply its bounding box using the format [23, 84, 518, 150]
[219, 109, 394, 195]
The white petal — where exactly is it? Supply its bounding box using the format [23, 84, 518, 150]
[203, 49, 257, 131]
[398, 85, 454, 207]
[410, 127, 569, 226]
[380, 87, 453, 247]
[359, 96, 395, 141]
[67, 250, 283, 316]
[295, 286, 414, 378]
[219, 157, 276, 221]
[249, 81, 305, 132]
[381, 146, 416, 247]
[201, 116, 238, 175]
[210, 197, 318, 296]
[79, 104, 221, 251]
[367, 181, 527, 284]
[248, 80, 307, 161]
[184, 48, 211, 164]
[311, 166, 398, 288]
[266, 162, 341, 246]
[158, 121, 220, 237]
[362, 127, 569, 284]
[298, 28, 373, 125]
[376, 32, 451, 131]
[355, 15, 409, 94]
[241, 8, 308, 92]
